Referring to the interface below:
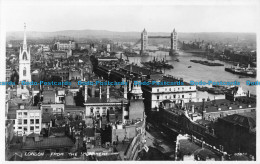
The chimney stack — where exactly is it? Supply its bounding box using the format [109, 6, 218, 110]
[85, 85, 88, 102]
[123, 78, 127, 99]
[202, 98, 206, 119]
[91, 84, 96, 97]
[99, 85, 102, 99]
[128, 80, 132, 91]
[107, 85, 110, 99]
[181, 100, 185, 108]
[192, 105, 195, 113]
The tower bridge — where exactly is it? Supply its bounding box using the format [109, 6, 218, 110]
[140, 28, 178, 56]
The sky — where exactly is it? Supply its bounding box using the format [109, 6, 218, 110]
[2, 0, 259, 33]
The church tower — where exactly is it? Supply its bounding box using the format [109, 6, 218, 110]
[19, 23, 31, 82]
[140, 28, 148, 55]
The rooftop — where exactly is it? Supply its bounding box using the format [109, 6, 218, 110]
[220, 111, 256, 129]
[186, 99, 256, 114]
[22, 136, 74, 150]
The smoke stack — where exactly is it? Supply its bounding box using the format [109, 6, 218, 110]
[99, 85, 102, 99]
[130, 64, 133, 73]
[192, 105, 195, 113]
[123, 78, 127, 99]
[91, 85, 96, 98]
[181, 100, 185, 108]
[128, 80, 132, 91]
[107, 85, 110, 99]
[85, 85, 88, 102]
[202, 98, 206, 119]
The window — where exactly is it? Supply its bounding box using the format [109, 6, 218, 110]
[24, 112, 28, 116]
[157, 89, 159, 92]
[165, 88, 167, 91]
[18, 119, 22, 125]
[90, 107, 93, 113]
[165, 96, 167, 99]
[18, 127, 22, 129]
[23, 67, 26, 76]
[182, 95, 184, 98]
[35, 126, 39, 129]
[30, 119, 34, 124]
[30, 126, 34, 131]
[18, 112, 22, 116]
[169, 88, 171, 91]
[35, 113, 40, 117]
[24, 119, 27, 124]
[173, 95, 176, 98]
[36, 119, 39, 124]
[24, 127, 28, 132]
[30, 113, 34, 117]
[157, 96, 159, 100]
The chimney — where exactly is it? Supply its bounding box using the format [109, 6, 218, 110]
[202, 141, 205, 148]
[99, 85, 102, 99]
[128, 80, 132, 91]
[192, 105, 195, 113]
[181, 100, 185, 108]
[84, 85, 88, 102]
[202, 98, 206, 119]
[123, 78, 127, 99]
[91, 85, 96, 98]
[107, 85, 110, 99]
[130, 64, 133, 73]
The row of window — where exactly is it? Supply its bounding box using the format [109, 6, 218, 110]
[18, 119, 40, 124]
[157, 94, 189, 100]
[17, 126, 40, 131]
[156, 87, 193, 92]
[17, 112, 40, 117]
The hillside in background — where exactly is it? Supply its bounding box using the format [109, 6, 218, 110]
[6, 29, 256, 44]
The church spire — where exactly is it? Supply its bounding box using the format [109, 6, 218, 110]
[23, 23, 27, 50]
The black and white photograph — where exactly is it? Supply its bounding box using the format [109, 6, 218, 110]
[2, 0, 259, 161]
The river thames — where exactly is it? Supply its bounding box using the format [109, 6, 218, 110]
[120, 51, 256, 98]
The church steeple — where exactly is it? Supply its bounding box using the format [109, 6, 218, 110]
[23, 23, 27, 50]
[19, 23, 31, 83]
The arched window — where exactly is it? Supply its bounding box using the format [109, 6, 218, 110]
[23, 67, 26, 76]
[22, 52, 27, 60]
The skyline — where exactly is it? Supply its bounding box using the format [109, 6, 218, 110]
[2, 0, 259, 33]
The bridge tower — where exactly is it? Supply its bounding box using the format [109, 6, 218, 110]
[140, 28, 148, 55]
[170, 28, 178, 56]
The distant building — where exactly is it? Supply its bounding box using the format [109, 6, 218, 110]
[54, 40, 76, 51]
